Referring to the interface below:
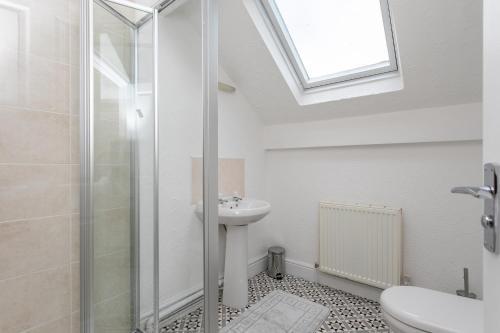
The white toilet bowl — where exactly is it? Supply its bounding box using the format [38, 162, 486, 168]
[380, 286, 483, 333]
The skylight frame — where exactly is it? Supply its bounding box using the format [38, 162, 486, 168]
[260, 0, 399, 90]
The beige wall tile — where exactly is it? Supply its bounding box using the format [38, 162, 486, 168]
[0, 266, 71, 333]
[70, 65, 80, 115]
[94, 208, 130, 257]
[0, 216, 70, 280]
[71, 214, 80, 263]
[0, 0, 79, 330]
[0, 109, 69, 163]
[93, 165, 130, 211]
[69, 0, 80, 68]
[0, 165, 70, 222]
[94, 117, 130, 166]
[29, 7, 70, 65]
[0, 0, 71, 65]
[26, 57, 70, 113]
[71, 262, 80, 312]
[220, 159, 245, 198]
[93, 251, 131, 304]
[71, 311, 80, 333]
[0, 51, 70, 113]
[94, 100, 120, 122]
[191, 158, 203, 204]
[70, 115, 80, 164]
[23, 316, 71, 333]
[93, 292, 132, 333]
[0, 49, 25, 108]
[71, 165, 80, 214]
[192, 157, 245, 203]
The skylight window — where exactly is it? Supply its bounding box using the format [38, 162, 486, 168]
[261, 0, 398, 89]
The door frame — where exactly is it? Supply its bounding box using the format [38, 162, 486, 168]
[483, 1, 500, 332]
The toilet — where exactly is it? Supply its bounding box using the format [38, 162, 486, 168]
[381, 286, 483, 333]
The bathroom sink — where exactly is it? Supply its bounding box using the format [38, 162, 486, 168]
[194, 198, 271, 308]
[195, 198, 271, 226]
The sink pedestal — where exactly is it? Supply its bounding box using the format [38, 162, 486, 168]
[194, 198, 271, 308]
[223, 225, 248, 308]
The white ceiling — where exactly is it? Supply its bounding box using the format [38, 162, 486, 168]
[128, 0, 159, 6]
[219, 0, 483, 124]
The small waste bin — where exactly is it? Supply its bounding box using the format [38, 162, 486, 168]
[267, 246, 285, 280]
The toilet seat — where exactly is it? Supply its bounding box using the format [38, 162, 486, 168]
[382, 310, 426, 333]
[380, 286, 483, 333]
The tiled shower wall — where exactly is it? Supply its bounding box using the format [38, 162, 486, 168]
[0, 0, 80, 332]
[191, 158, 246, 203]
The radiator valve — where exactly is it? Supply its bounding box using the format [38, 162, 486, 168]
[402, 275, 412, 286]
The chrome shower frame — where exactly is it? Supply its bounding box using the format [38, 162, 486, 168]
[80, 0, 219, 332]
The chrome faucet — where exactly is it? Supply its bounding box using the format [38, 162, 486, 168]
[218, 193, 243, 204]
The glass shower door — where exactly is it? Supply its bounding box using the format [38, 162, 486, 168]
[81, 1, 156, 332]
[156, 1, 207, 331]
[81, 1, 219, 332]
[92, 3, 135, 333]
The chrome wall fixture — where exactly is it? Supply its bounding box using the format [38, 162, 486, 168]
[80, 0, 219, 332]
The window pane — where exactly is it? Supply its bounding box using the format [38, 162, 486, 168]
[273, 0, 391, 80]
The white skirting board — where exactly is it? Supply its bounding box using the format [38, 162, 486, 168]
[247, 254, 269, 277]
[285, 258, 382, 302]
[148, 254, 380, 330]
[243, 256, 381, 302]
[153, 255, 269, 327]
[244, 254, 382, 303]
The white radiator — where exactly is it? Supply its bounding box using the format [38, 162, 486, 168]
[319, 202, 403, 289]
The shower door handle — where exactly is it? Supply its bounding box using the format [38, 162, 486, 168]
[451, 163, 499, 253]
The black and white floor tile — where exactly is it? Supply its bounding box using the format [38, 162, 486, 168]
[161, 272, 389, 333]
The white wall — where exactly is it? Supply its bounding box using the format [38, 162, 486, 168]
[263, 103, 482, 150]
[483, 0, 500, 330]
[218, 70, 268, 264]
[156, 6, 205, 312]
[263, 141, 484, 298]
[138, 1, 485, 317]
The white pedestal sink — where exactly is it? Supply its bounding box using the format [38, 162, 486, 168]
[195, 198, 271, 308]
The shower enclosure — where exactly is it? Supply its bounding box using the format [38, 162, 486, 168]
[80, 0, 219, 332]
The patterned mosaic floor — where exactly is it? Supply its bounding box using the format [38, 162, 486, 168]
[161, 272, 389, 332]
